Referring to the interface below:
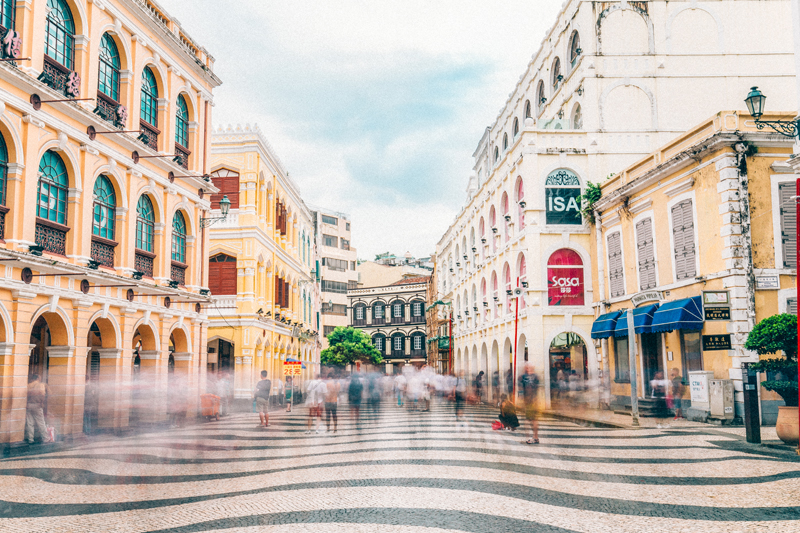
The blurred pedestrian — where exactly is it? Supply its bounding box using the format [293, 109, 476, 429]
[492, 371, 500, 406]
[651, 371, 671, 428]
[519, 365, 540, 444]
[671, 368, 685, 420]
[285, 377, 293, 412]
[25, 374, 49, 444]
[168, 375, 188, 428]
[217, 372, 231, 416]
[474, 371, 485, 403]
[453, 371, 468, 429]
[324, 374, 340, 433]
[253, 370, 271, 428]
[505, 367, 514, 396]
[305, 374, 325, 433]
[394, 372, 406, 407]
[498, 394, 520, 430]
[349, 371, 364, 427]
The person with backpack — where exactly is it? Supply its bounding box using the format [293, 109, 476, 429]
[253, 370, 271, 428]
[519, 365, 540, 444]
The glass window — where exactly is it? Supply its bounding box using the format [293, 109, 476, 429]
[140, 67, 158, 126]
[413, 335, 423, 351]
[0, 132, 7, 206]
[412, 302, 422, 316]
[322, 214, 337, 225]
[374, 336, 383, 351]
[323, 234, 337, 247]
[175, 95, 189, 147]
[98, 33, 120, 101]
[0, 0, 14, 31]
[171, 211, 187, 263]
[374, 304, 384, 318]
[393, 303, 402, 318]
[37, 150, 69, 224]
[45, 0, 75, 69]
[393, 335, 403, 351]
[680, 331, 703, 378]
[136, 195, 155, 252]
[614, 336, 630, 382]
[92, 175, 116, 240]
[355, 306, 364, 320]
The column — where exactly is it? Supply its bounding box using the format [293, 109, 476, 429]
[0, 342, 32, 443]
[96, 348, 124, 430]
[137, 350, 165, 425]
[45, 346, 77, 438]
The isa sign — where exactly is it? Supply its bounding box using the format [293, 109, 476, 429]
[545, 187, 582, 225]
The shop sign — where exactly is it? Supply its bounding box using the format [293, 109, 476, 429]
[547, 269, 584, 306]
[283, 361, 302, 376]
[755, 275, 779, 290]
[631, 290, 663, 307]
[702, 291, 729, 306]
[689, 373, 710, 404]
[702, 334, 732, 351]
[704, 307, 731, 321]
[545, 169, 582, 225]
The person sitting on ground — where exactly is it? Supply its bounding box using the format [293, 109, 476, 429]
[498, 394, 520, 430]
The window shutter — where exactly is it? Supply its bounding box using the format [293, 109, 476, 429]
[673, 200, 696, 280]
[636, 218, 656, 290]
[607, 232, 625, 297]
[788, 298, 797, 315]
[208, 256, 237, 295]
[779, 183, 797, 268]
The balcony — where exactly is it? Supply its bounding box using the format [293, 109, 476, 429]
[35, 219, 67, 256]
[171, 261, 187, 286]
[39, 57, 74, 97]
[139, 121, 159, 151]
[174, 143, 190, 169]
[0, 205, 7, 241]
[95, 93, 123, 128]
[353, 317, 366, 327]
[135, 250, 155, 278]
[409, 315, 425, 324]
[90, 237, 115, 268]
[372, 316, 385, 325]
[390, 315, 405, 325]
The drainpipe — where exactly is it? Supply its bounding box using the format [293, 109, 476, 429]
[594, 209, 611, 398]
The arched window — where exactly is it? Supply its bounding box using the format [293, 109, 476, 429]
[208, 254, 237, 295]
[547, 248, 585, 306]
[480, 278, 487, 319]
[92, 175, 116, 240]
[569, 31, 582, 67]
[494, 146, 499, 162]
[491, 271, 499, 318]
[171, 211, 187, 264]
[513, 117, 519, 138]
[524, 100, 532, 119]
[373, 334, 385, 353]
[37, 150, 68, 224]
[545, 169, 582, 225]
[0, 0, 15, 32]
[552, 57, 562, 90]
[135, 195, 154, 253]
[391, 300, 405, 323]
[502, 133, 508, 151]
[97, 33, 120, 102]
[44, 0, 75, 69]
[501, 192, 510, 242]
[353, 303, 367, 325]
[391, 333, 405, 355]
[175, 95, 189, 148]
[411, 332, 425, 354]
[372, 301, 385, 323]
[503, 263, 511, 310]
[489, 205, 497, 253]
[140, 68, 158, 126]
[537, 81, 546, 112]
[410, 300, 424, 322]
[572, 104, 583, 130]
[0, 132, 7, 207]
[518, 254, 527, 307]
[516, 178, 525, 229]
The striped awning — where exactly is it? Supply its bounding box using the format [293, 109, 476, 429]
[613, 304, 661, 337]
[590, 310, 623, 339]
[650, 296, 704, 333]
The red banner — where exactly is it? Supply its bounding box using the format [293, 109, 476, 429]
[547, 266, 584, 306]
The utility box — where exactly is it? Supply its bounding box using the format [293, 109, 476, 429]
[688, 371, 715, 412]
[709, 379, 734, 419]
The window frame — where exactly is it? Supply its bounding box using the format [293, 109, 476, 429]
[175, 95, 189, 148]
[544, 169, 583, 226]
[91, 175, 116, 241]
[97, 33, 121, 102]
[633, 213, 658, 291]
[140, 67, 159, 127]
[614, 335, 630, 382]
[171, 211, 187, 264]
[772, 176, 797, 270]
[606, 229, 625, 298]
[37, 150, 69, 225]
[44, 0, 75, 70]
[135, 195, 155, 253]
[667, 192, 699, 282]
[0, 132, 8, 206]
[680, 330, 703, 380]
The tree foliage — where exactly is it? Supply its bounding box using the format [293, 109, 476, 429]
[746, 313, 798, 407]
[320, 326, 383, 367]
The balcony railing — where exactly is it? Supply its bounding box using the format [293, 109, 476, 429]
[390, 315, 405, 325]
[40, 57, 72, 96]
[171, 262, 186, 285]
[409, 315, 425, 324]
[174, 143, 190, 169]
[94, 94, 121, 127]
[391, 350, 405, 358]
[372, 316, 384, 325]
[139, 121, 159, 151]
[0, 206, 7, 241]
[135, 251, 154, 278]
[35, 220, 67, 256]
[410, 349, 426, 358]
[353, 317, 366, 327]
[90, 238, 115, 268]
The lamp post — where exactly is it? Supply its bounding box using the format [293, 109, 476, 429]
[200, 195, 231, 228]
[743, 88, 800, 453]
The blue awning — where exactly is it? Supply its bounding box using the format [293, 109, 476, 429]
[591, 310, 622, 339]
[650, 296, 704, 333]
[285, 357, 307, 369]
[613, 304, 660, 337]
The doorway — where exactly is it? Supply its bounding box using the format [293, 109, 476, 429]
[640, 333, 663, 397]
[83, 323, 102, 434]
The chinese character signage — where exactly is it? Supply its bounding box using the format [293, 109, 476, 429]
[755, 275, 779, 289]
[283, 362, 302, 376]
[2, 29, 21, 59]
[702, 334, 732, 351]
[66, 71, 81, 98]
[704, 307, 731, 321]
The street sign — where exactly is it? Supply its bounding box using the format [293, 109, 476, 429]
[631, 290, 664, 307]
[702, 334, 732, 351]
[704, 307, 731, 321]
[703, 291, 730, 306]
[755, 275, 779, 289]
[283, 361, 302, 376]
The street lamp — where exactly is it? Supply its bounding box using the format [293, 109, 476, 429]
[200, 195, 231, 228]
[743, 86, 800, 452]
[744, 87, 799, 137]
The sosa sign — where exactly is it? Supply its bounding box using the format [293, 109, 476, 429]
[547, 267, 584, 306]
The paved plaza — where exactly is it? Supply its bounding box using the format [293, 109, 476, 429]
[1, 401, 799, 533]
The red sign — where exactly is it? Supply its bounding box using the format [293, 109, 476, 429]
[548, 266, 584, 306]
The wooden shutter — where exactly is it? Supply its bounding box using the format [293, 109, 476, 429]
[636, 218, 656, 290]
[779, 183, 796, 268]
[210, 175, 240, 209]
[672, 200, 696, 280]
[208, 255, 237, 294]
[607, 232, 625, 297]
[788, 298, 797, 315]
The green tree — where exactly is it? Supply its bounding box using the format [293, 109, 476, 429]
[745, 313, 797, 407]
[321, 326, 383, 367]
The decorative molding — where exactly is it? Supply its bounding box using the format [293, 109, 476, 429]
[664, 177, 695, 197]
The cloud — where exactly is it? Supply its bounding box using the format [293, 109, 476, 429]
[160, 0, 560, 258]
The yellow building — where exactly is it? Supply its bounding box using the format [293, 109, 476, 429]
[590, 111, 795, 423]
[0, 0, 221, 444]
[206, 124, 318, 405]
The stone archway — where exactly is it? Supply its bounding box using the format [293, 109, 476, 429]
[548, 332, 588, 402]
[84, 316, 121, 433]
[167, 327, 192, 426]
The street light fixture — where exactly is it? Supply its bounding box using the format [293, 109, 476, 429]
[200, 195, 231, 228]
[744, 87, 799, 137]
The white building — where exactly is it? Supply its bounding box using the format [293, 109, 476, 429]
[435, 0, 795, 407]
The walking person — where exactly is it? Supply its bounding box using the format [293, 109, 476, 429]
[519, 365, 540, 444]
[474, 371, 485, 404]
[670, 368, 685, 420]
[285, 376, 293, 412]
[305, 374, 325, 433]
[453, 371, 468, 430]
[253, 370, 271, 428]
[25, 374, 49, 444]
[324, 374, 340, 433]
[651, 371, 671, 429]
[348, 371, 364, 428]
[492, 371, 500, 406]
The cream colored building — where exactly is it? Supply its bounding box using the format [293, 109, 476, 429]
[435, 0, 795, 407]
[207, 124, 319, 403]
[0, 0, 220, 443]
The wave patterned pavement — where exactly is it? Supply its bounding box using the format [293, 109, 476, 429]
[1, 401, 799, 532]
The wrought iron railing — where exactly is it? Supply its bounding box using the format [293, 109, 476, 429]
[90, 238, 115, 268]
[139, 120, 159, 151]
[171, 262, 186, 285]
[94, 94, 119, 126]
[135, 251, 154, 278]
[174, 143, 190, 169]
[0, 206, 7, 241]
[35, 222, 66, 255]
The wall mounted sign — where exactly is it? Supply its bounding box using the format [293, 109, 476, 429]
[547, 248, 585, 306]
[631, 290, 664, 307]
[702, 334, 732, 351]
[703, 290, 730, 306]
[755, 275, 779, 290]
[704, 307, 731, 321]
[545, 169, 582, 225]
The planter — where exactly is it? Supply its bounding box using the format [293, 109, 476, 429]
[775, 406, 799, 445]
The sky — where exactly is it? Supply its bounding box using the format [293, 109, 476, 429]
[159, 0, 561, 260]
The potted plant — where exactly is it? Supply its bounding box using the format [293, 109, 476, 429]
[745, 313, 798, 444]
